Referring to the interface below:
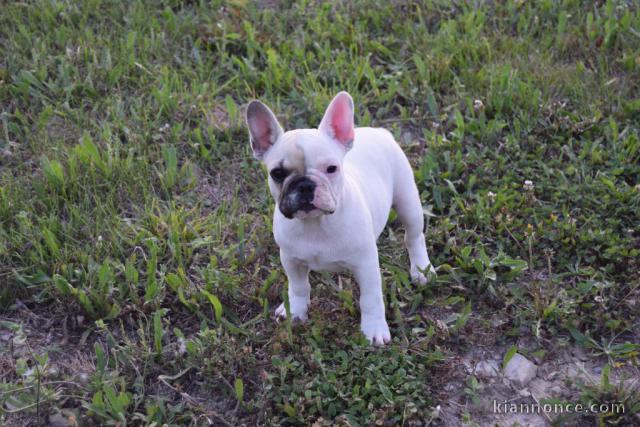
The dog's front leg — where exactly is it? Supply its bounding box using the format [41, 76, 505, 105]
[353, 249, 391, 345]
[275, 251, 310, 321]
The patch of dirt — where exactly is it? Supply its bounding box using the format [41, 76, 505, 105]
[436, 341, 640, 426]
[195, 173, 228, 212]
[205, 103, 231, 131]
[0, 301, 256, 426]
[1, 303, 96, 426]
[45, 115, 80, 145]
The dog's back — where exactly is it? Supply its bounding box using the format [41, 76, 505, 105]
[344, 127, 410, 237]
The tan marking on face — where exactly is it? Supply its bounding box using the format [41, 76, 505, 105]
[270, 133, 308, 208]
[283, 139, 306, 175]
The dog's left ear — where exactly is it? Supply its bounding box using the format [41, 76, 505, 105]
[319, 91, 355, 150]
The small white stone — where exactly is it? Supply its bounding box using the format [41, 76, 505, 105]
[77, 372, 90, 385]
[504, 353, 538, 387]
[518, 388, 531, 397]
[177, 337, 187, 355]
[530, 378, 557, 399]
[475, 360, 500, 378]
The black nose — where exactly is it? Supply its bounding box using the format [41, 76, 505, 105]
[297, 180, 315, 197]
[290, 177, 316, 203]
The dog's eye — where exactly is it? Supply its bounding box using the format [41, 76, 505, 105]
[270, 168, 289, 182]
[326, 165, 338, 174]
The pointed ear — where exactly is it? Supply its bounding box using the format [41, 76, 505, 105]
[245, 100, 284, 159]
[318, 91, 355, 150]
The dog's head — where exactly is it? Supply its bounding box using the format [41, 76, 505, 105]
[246, 92, 355, 220]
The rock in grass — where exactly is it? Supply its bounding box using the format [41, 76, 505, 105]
[504, 353, 538, 387]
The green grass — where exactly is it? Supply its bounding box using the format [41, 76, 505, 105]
[1, 0, 639, 425]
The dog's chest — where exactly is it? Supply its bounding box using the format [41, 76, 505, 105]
[300, 248, 348, 272]
[274, 221, 364, 272]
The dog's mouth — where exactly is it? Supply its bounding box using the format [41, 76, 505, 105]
[280, 203, 318, 219]
[282, 203, 335, 219]
[299, 203, 316, 212]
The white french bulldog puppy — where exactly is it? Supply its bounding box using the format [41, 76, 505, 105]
[246, 92, 435, 345]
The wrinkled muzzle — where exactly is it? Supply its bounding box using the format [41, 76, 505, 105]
[279, 176, 316, 219]
[278, 175, 337, 219]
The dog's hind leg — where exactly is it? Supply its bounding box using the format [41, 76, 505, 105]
[392, 162, 435, 285]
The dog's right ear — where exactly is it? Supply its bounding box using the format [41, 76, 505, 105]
[246, 101, 284, 160]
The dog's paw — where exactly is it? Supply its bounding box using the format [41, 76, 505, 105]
[411, 264, 436, 285]
[274, 303, 308, 322]
[361, 317, 391, 346]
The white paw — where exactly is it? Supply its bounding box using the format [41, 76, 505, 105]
[274, 303, 286, 320]
[274, 302, 308, 322]
[361, 317, 391, 345]
[411, 264, 436, 285]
